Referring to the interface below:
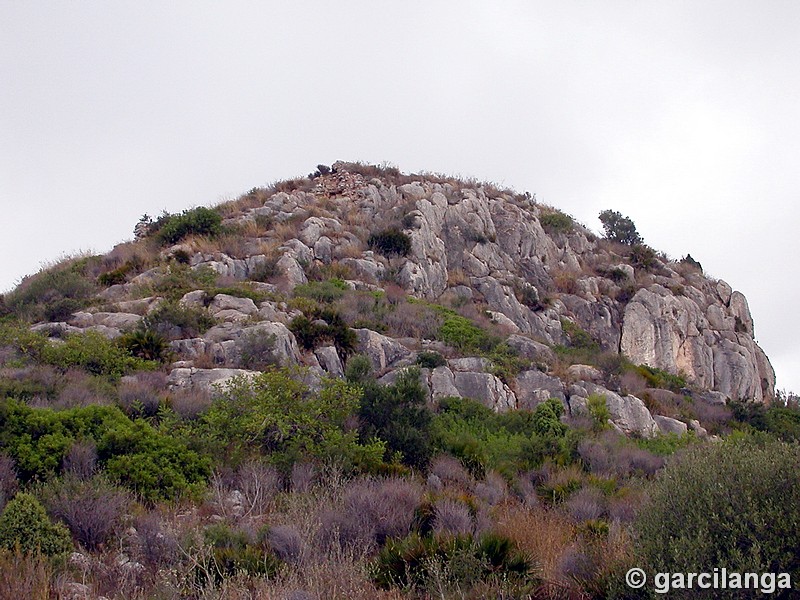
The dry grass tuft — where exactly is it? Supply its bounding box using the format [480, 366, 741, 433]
[495, 504, 577, 589]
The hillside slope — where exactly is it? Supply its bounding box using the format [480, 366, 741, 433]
[5, 161, 774, 437]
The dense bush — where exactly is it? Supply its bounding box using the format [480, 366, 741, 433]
[415, 350, 447, 369]
[598, 209, 642, 245]
[293, 278, 348, 303]
[633, 364, 686, 392]
[0, 493, 72, 556]
[198, 523, 280, 585]
[629, 243, 658, 270]
[5, 261, 95, 322]
[41, 331, 157, 378]
[560, 319, 599, 352]
[0, 399, 209, 501]
[586, 394, 611, 432]
[539, 211, 574, 234]
[288, 309, 357, 357]
[432, 397, 576, 477]
[148, 264, 218, 300]
[0, 456, 17, 514]
[153, 207, 222, 246]
[118, 329, 171, 362]
[731, 401, 800, 442]
[356, 367, 433, 469]
[368, 228, 412, 257]
[635, 436, 800, 598]
[199, 369, 385, 473]
[438, 313, 493, 353]
[141, 300, 216, 340]
[373, 531, 532, 593]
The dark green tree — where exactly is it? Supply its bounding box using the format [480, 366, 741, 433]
[598, 210, 643, 245]
[356, 367, 433, 468]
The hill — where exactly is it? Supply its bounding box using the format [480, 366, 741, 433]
[0, 162, 794, 599]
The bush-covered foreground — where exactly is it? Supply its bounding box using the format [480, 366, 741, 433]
[0, 354, 798, 598]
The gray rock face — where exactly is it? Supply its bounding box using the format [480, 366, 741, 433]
[209, 294, 258, 316]
[621, 285, 774, 402]
[423, 365, 516, 411]
[505, 335, 556, 365]
[570, 383, 659, 438]
[276, 253, 308, 289]
[354, 329, 414, 373]
[566, 364, 604, 383]
[68, 312, 141, 332]
[314, 345, 343, 377]
[168, 367, 260, 392]
[429, 366, 461, 400]
[514, 370, 566, 410]
[653, 415, 689, 436]
[452, 371, 516, 412]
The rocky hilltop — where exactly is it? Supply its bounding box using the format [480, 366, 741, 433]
[15, 161, 775, 437]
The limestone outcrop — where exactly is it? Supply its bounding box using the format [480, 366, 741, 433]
[24, 163, 776, 440]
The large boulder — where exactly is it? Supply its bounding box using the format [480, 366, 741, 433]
[569, 382, 659, 438]
[167, 367, 260, 393]
[653, 415, 689, 436]
[354, 329, 413, 373]
[514, 370, 566, 410]
[452, 371, 517, 412]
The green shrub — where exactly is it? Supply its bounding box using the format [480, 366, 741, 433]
[438, 314, 492, 353]
[532, 398, 567, 437]
[633, 364, 686, 392]
[358, 368, 433, 468]
[41, 331, 156, 378]
[288, 309, 356, 357]
[118, 329, 171, 362]
[141, 301, 216, 340]
[373, 531, 532, 592]
[6, 262, 95, 322]
[560, 319, 599, 352]
[43, 298, 83, 322]
[635, 436, 800, 598]
[0, 493, 72, 556]
[586, 394, 611, 432]
[629, 243, 657, 270]
[199, 369, 385, 473]
[635, 432, 694, 456]
[598, 209, 642, 245]
[432, 397, 575, 476]
[539, 211, 573, 234]
[0, 399, 209, 501]
[293, 279, 348, 304]
[148, 264, 218, 300]
[487, 343, 528, 384]
[730, 402, 800, 442]
[344, 354, 374, 385]
[97, 262, 134, 286]
[197, 523, 280, 585]
[153, 207, 222, 246]
[416, 351, 447, 369]
[368, 228, 412, 257]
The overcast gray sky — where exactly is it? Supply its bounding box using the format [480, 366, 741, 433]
[2, 1, 799, 393]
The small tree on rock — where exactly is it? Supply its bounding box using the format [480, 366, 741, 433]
[598, 210, 642, 245]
